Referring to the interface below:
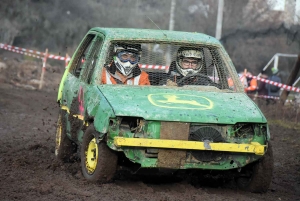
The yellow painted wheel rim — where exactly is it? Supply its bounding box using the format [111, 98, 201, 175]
[55, 115, 62, 156]
[85, 138, 98, 174]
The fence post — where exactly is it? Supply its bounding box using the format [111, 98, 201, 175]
[39, 48, 48, 90]
[65, 53, 70, 68]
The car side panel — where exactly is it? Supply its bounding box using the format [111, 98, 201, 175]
[84, 86, 116, 135]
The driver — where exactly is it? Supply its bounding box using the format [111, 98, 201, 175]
[102, 43, 150, 85]
[163, 47, 205, 86]
[176, 46, 203, 76]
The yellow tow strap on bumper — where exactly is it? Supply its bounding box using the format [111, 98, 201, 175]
[114, 137, 265, 155]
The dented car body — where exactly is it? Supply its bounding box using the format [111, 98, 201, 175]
[55, 28, 273, 193]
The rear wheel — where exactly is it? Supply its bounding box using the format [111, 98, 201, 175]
[81, 124, 118, 183]
[236, 142, 274, 193]
[55, 109, 76, 162]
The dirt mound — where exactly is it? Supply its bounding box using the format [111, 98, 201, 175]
[0, 57, 63, 91]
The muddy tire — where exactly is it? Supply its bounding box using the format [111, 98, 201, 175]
[81, 124, 118, 183]
[236, 142, 274, 193]
[55, 109, 76, 162]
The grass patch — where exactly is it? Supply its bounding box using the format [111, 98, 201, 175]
[267, 119, 300, 131]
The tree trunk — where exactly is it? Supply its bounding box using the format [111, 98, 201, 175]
[280, 55, 300, 105]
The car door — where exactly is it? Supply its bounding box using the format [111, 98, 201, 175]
[62, 32, 104, 141]
[73, 34, 105, 142]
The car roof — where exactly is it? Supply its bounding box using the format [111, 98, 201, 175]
[89, 27, 221, 46]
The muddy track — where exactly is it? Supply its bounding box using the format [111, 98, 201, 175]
[0, 83, 300, 201]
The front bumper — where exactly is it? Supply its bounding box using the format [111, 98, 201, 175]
[114, 137, 266, 155]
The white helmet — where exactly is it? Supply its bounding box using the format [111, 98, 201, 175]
[113, 43, 141, 76]
[176, 47, 203, 76]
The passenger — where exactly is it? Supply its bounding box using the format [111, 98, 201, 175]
[102, 43, 150, 85]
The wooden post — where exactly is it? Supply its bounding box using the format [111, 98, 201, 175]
[280, 54, 300, 105]
[39, 48, 48, 90]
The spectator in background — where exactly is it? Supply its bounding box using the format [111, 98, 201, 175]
[257, 70, 268, 96]
[266, 67, 281, 105]
[238, 73, 248, 89]
[257, 70, 268, 106]
[245, 72, 258, 96]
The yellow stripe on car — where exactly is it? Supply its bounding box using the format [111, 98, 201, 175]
[114, 137, 265, 155]
[61, 106, 85, 121]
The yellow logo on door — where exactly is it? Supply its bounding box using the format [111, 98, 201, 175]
[148, 94, 213, 110]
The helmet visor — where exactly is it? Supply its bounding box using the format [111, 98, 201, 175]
[117, 51, 139, 64]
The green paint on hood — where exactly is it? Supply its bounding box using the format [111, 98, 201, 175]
[98, 85, 266, 124]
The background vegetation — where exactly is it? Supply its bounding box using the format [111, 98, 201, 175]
[1, 0, 300, 82]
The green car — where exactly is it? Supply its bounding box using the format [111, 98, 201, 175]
[55, 27, 273, 193]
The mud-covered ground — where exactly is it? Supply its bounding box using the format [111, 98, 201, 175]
[0, 59, 300, 200]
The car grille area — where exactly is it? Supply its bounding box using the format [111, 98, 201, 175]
[157, 122, 190, 168]
[188, 126, 225, 162]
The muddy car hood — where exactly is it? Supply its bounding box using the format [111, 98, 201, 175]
[98, 85, 266, 124]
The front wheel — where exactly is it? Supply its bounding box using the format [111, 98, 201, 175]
[55, 109, 77, 162]
[81, 124, 118, 183]
[236, 142, 274, 193]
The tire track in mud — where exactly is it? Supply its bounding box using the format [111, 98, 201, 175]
[0, 84, 300, 200]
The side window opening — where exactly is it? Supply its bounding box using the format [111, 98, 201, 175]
[70, 34, 95, 78]
[210, 48, 231, 90]
[81, 36, 103, 84]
